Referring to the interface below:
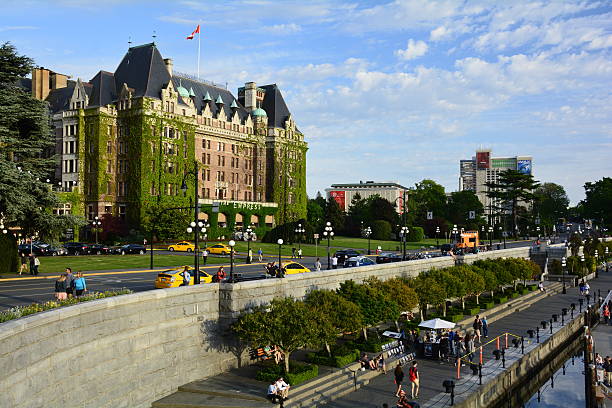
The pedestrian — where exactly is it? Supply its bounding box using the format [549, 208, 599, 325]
[202, 249, 208, 265]
[214, 266, 226, 282]
[439, 333, 450, 362]
[258, 248, 263, 262]
[482, 316, 489, 338]
[28, 253, 35, 275]
[394, 362, 404, 397]
[603, 305, 610, 325]
[274, 377, 290, 401]
[606, 357, 612, 386]
[456, 336, 466, 366]
[65, 268, 75, 298]
[54, 275, 68, 301]
[32, 254, 40, 275]
[408, 361, 419, 399]
[180, 266, 191, 286]
[266, 380, 279, 403]
[291, 247, 296, 259]
[248, 248, 253, 263]
[538, 281, 545, 292]
[331, 255, 338, 269]
[376, 353, 386, 373]
[465, 334, 475, 363]
[73, 272, 87, 297]
[473, 316, 482, 343]
[297, 248, 302, 259]
[19, 253, 28, 275]
[448, 330, 456, 356]
[314, 257, 321, 271]
[584, 282, 590, 296]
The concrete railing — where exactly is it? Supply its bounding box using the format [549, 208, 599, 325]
[0, 247, 531, 408]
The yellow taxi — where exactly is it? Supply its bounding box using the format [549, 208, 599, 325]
[205, 243, 231, 255]
[281, 261, 311, 275]
[167, 241, 196, 252]
[154, 266, 213, 288]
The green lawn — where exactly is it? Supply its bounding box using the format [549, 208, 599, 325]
[10, 254, 228, 275]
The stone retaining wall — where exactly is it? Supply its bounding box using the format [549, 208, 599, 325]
[0, 247, 531, 408]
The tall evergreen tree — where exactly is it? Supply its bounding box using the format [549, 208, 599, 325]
[0, 43, 82, 256]
[532, 182, 569, 229]
[485, 170, 539, 237]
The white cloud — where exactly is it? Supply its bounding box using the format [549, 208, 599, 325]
[262, 23, 302, 34]
[430, 26, 450, 41]
[0, 25, 38, 32]
[395, 39, 428, 60]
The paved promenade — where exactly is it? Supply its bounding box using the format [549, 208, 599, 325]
[324, 270, 612, 408]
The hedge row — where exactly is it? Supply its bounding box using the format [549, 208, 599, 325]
[255, 362, 319, 386]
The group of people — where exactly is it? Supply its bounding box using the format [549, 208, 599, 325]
[394, 361, 419, 401]
[290, 247, 303, 259]
[266, 377, 290, 404]
[264, 262, 286, 278]
[595, 353, 612, 386]
[19, 253, 41, 276]
[360, 352, 386, 373]
[54, 268, 87, 300]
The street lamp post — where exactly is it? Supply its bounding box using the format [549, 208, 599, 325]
[581, 253, 585, 278]
[228, 240, 236, 281]
[452, 225, 459, 244]
[594, 249, 599, 278]
[277, 238, 283, 272]
[436, 226, 440, 248]
[561, 256, 567, 294]
[323, 222, 334, 269]
[295, 223, 305, 252]
[400, 226, 409, 260]
[499, 225, 506, 249]
[244, 225, 253, 264]
[181, 161, 201, 284]
[488, 226, 493, 249]
[91, 216, 102, 244]
[606, 247, 610, 272]
[364, 226, 372, 255]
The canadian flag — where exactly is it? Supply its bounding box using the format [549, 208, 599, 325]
[186, 24, 200, 40]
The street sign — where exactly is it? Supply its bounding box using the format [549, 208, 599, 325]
[212, 202, 220, 213]
[427, 211, 433, 220]
[469, 211, 475, 219]
[313, 233, 319, 239]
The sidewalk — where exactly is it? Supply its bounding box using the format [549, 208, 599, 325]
[323, 271, 612, 408]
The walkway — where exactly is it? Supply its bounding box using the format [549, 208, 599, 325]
[324, 271, 612, 408]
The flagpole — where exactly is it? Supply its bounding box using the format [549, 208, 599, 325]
[197, 24, 201, 80]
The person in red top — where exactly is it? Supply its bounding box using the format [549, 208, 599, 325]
[408, 360, 419, 399]
[603, 305, 610, 325]
[214, 266, 226, 282]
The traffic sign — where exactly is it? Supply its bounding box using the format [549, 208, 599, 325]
[313, 233, 319, 239]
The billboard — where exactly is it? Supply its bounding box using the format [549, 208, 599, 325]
[476, 151, 490, 169]
[329, 190, 346, 211]
[517, 159, 532, 175]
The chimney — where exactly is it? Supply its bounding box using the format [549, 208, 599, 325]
[32, 67, 51, 100]
[164, 58, 173, 76]
[244, 81, 257, 111]
[50, 72, 67, 90]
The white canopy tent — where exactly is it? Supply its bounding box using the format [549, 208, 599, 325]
[418, 318, 456, 330]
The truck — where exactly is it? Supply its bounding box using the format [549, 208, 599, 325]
[456, 231, 480, 250]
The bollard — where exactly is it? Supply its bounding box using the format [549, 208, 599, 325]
[562, 363, 566, 375]
[502, 348, 506, 368]
[521, 336, 524, 354]
[550, 319, 553, 334]
[479, 363, 483, 385]
[536, 327, 540, 343]
[541, 320, 548, 329]
[451, 385, 455, 406]
[505, 333, 508, 349]
[493, 349, 501, 360]
[579, 298, 584, 313]
[552, 314, 558, 322]
[527, 329, 535, 338]
[562, 313, 564, 326]
[586, 294, 591, 305]
[480, 346, 483, 365]
[456, 358, 461, 380]
[496, 336, 500, 350]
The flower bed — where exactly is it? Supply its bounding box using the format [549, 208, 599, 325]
[0, 289, 133, 323]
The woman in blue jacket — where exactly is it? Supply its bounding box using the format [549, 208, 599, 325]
[73, 272, 87, 297]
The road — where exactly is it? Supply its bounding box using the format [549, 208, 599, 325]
[0, 239, 538, 310]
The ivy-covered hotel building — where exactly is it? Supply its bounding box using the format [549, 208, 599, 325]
[28, 43, 307, 237]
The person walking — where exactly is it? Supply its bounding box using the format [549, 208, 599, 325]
[291, 247, 296, 259]
[297, 248, 302, 259]
[331, 255, 338, 269]
[32, 255, 40, 276]
[314, 258, 321, 272]
[28, 253, 35, 275]
[473, 316, 482, 342]
[394, 362, 404, 397]
[408, 361, 419, 399]
[65, 268, 75, 298]
[248, 248, 253, 263]
[258, 248, 263, 262]
[19, 253, 28, 275]
[180, 266, 191, 286]
[214, 266, 226, 282]
[201, 249, 208, 265]
[54, 275, 68, 301]
[465, 334, 475, 363]
[604, 305, 610, 325]
[481, 316, 489, 338]
[73, 272, 87, 297]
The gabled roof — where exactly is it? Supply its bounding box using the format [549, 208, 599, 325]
[113, 43, 171, 99]
[260, 84, 292, 128]
[89, 71, 116, 107]
[46, 82, 76, 113]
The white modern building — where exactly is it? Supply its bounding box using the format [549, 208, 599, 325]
[326, 181, 409, 214]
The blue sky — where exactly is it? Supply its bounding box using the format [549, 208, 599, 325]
[1, 0, 611, 203]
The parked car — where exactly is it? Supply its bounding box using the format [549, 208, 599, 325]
[281, 261, 311, 275]
[440, 243, 453, 254]
[154, 266, 212, 288]
[344, 256, 376, 268]
[114, 244, 146, 255]
[334, 249, 361, 265]
[376, 252, 402, 264]
[18, 243, 65, 256]
[167, 241, 196, 252]
[62, 242, 91, 255]
[89, 244, 113, 255]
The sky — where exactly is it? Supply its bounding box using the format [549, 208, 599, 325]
[1, 0, 611, 204]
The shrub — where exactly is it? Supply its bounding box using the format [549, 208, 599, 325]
[306, 348, 360, 368]
[528, 284, 537, 291]
[347, 337, 395, 353]
[464, 307, 480, 316]
[510, 292, 520, 299]
[371, 220, 392, 240]
[484, 302, 495, 310]
[496, 296, 508, 304]
[407, 227, 424, 242]
[520, 288, 529, 295]
[255, 362, 319, 386]
[448, 314, 464, 323]
[0, 234, 19, 275]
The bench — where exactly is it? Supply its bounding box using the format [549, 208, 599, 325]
[249, 347, 272, 361]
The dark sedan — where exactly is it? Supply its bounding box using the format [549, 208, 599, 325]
[63, 242, 91, 255]
[114, 244, 146, 255]
[18, 243, 65, 256]
[376, 252, 402, 264]
[89, 244, 113, 255]
[334, 249, 361, 265]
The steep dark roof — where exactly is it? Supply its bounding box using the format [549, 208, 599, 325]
[89, 71, 116, 107]
[260, 84, 291, 128]
[17, 78, 32, 92]
[172, 75, 249, 120]
[114, 43, 170, 98]
[46, 81, 76, 113]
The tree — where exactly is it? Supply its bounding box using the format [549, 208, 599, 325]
[532, 183, 569, 229]
[471, 265, 497, 300]
[307, 198, 325, 233]
[456, 265, 485, 306]
[304, 289, 364, 355]
[364, 277, 418, 329]
[412, 274, 447, 320]
[141, 206, 191, 242]
[485, 170, 539, 237]
[371, 220, 392, 240]
[447, 190, 484, 229]
[325, 197, 345, 233]
[0, 42, 83, 252]
[430, 269, 462, 316]
[569, 233, 582, 257]
[410, 179, 447, 226]
[581, 177, 612, 230]
[232, 297, 325, 373]
[366, 195, 398, 227]
[344, 193, 368, 237]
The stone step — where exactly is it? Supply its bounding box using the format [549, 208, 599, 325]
[287, 376, 370, 408]
[151, 391, 270, 408]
